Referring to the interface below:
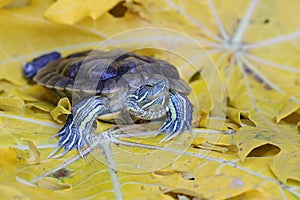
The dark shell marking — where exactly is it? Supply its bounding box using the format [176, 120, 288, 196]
[23, 52, 61, 79]
[33, 49, 191, 98]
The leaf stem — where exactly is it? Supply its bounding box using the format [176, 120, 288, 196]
[100, 141, 123, 200]
[245, 53, 300, 73]
[244, 31, 300, 49]
[207, 0, 229, 40]
[239, 54, 284, 93]
[164, 0, 223, 42]
[177, 48, 226, 71]
[0, 112, 61, 128]
[232, 0, 260, 43]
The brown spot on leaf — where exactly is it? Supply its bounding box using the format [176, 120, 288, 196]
[109, 1, 127, 18]
[51, 168, 73, 179]
[264, 19, 270, 24]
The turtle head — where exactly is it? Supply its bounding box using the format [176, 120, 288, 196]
[127, 76, 169, 120]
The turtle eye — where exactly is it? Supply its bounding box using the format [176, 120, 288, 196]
[145, 84, 153, 89]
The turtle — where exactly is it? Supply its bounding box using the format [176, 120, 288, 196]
[23, 49, 193, 158]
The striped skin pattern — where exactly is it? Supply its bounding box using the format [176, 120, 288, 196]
[159, 91, 193, 142]
[48, 96, 109, 158]
[49, 84, 192, 157]
[127, 77, 192, 142]
[127, 78, 169, 120]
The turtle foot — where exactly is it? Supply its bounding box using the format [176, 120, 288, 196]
[158, 91, 193, 142]
[48, 114, 88, 159]
[48, 96, 109, 159]
[159, 119, 192, 142]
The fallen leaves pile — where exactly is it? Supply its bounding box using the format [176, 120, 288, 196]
[0, 0, 300, 199]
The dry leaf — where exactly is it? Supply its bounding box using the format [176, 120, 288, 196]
[44, 0, 122, 25]
[50, 97, 71, 123]
[22, 139, 41, 164]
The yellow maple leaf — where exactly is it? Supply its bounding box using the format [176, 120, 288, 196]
[1, 0, 300, 199]
[44, 0, 123, 24]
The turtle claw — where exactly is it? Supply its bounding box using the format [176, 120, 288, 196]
[159, 120, 191, 143]
[77, 142, 85, 158]
[160, 131, 180, 143]
[51, 128, 65, 138]
[47, 144, 64, 159]
[48, 114, 87, 159]
[48, 148, 69, 159]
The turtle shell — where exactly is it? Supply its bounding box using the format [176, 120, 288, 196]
[34, 49, 191, 99]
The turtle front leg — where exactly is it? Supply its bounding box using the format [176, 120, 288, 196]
[159, 91, 193, 142]
[48, 96, 109, 158]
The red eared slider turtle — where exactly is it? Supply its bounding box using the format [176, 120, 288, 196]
[23, 49, 193, 158]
